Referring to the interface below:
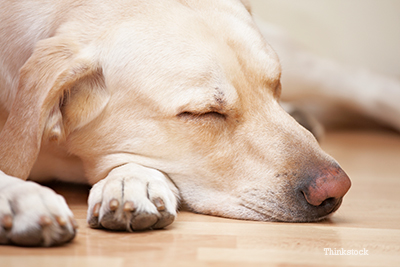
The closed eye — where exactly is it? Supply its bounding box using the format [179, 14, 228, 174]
[177, 111, 227, 121]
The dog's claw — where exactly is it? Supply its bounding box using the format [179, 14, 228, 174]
[153, 198, 166, 211]
[40, 215, 52, 227]
[109, 199, 119, 211]
[1, 214, 13, 230]
[93, 203, 101, 217]
[123, 201, 135, 212]
[56, 216, 67, 227]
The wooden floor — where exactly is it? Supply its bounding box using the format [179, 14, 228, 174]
[1, 130, 400, 267]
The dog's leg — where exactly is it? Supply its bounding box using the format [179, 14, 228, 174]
[257, 18, 400, 130]
[280, 102, 325, 141]
[87, 163, 179, 231]
[281, 52, 400, 130]
[0, 171, 77, 246]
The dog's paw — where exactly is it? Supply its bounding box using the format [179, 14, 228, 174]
[87, 163, 179, 231]
[0, 173, 77, 247]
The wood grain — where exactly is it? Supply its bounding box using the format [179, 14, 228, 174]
[1, 130, 399, 267]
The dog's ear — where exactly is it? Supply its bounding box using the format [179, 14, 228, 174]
[0, 37, 109, 179]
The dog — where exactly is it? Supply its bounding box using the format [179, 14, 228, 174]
[0, 0, 355, 247]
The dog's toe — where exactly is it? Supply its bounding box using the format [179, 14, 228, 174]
[150, 197, 175, 229]
[87, 202, 101, 228]
[8, 225, 43, 247]
[100, 210, 127, 230]
[153, 211, 175, 229]
[130, 213, 158, 231]
[87, 163, 179, 231]
[0, 214, 13, 244]
[99, 199, 127, 230]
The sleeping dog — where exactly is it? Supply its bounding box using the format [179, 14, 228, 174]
[0, 0, 352, 246]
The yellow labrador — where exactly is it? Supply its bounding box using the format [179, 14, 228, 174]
[0, 0, 351, 246]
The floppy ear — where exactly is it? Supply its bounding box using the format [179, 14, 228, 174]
[0, 37, 109, 179]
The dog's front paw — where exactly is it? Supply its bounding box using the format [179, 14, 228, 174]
[87, 163, 179, 231]
[0, 173, 77, 247]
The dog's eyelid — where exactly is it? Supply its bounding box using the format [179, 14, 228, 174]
[177, 111, 227, 120]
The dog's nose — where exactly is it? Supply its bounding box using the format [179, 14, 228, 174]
[300, 166, 351, 212]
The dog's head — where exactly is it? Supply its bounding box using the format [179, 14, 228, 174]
[1, 0, 350, 222]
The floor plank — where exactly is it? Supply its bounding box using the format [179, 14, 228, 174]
[1, 130, 399, 266]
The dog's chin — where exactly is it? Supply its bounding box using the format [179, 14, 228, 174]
[239, 197, 343, 223]
[218, 205, 341, 223]
[181, 194, 343, 223]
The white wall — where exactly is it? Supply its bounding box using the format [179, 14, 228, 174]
[249, 0, 400, 77]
